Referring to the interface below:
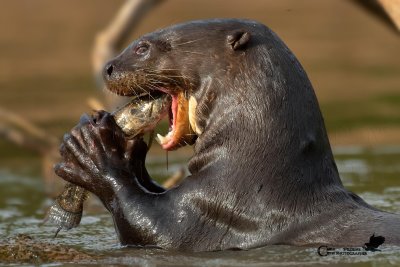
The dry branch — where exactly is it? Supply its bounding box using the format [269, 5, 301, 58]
[378, 0, 400, 30]
[92, 0, 164, 87]
[0, 107, 57, 154]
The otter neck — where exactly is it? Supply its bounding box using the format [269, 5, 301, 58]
[187, 75, 346, 211]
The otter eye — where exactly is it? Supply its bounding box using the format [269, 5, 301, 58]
[135, 42, 150, 55]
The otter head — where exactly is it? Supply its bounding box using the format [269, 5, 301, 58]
[102, 19, 253, 151]
[103, 19, 342, 213]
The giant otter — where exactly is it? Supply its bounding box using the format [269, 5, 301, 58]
[55, 19, 400, 251]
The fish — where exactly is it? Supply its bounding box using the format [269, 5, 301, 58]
[44, 94, 171, 237]
[113, 94, 172, 138]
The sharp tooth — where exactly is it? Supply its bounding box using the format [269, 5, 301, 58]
[157, 133, 170, 145]
[156, 134, 163, 145]
[156, 134, 164, 144]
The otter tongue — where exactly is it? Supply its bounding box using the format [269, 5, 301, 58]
[155, 94, 178, 148]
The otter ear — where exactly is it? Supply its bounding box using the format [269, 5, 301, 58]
[226, 31, 251, 50]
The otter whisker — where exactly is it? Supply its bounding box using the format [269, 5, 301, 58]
[144, 69, 196, 83]
[149, 68, 182, 72]
[182, 140, 191, 147]
[147, 79, 168, 87]
[181, 51, 206, 56]
[131, 82, 143, 100]
[132, 81, 155, 101]
[146, 73, 181, 84]
[147, 78, 163, 83]
[146, 83, 162, 92]
[174, 38, 204, 46]
[153, 73, 195, 84]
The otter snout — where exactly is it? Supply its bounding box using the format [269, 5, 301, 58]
[102, 59, 151, 97]
[102, 59, 131, 96]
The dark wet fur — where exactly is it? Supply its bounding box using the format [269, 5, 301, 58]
[45, 97, 169, 234]
[55, 19, 400, 251]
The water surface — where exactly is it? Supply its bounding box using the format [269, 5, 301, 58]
[1, 146, 399, 266]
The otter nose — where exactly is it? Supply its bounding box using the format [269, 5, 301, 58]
[106, 63, 114, 76]
[103, 62, 115, 81]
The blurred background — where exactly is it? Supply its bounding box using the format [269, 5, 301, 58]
[0, 0, 399, 265]
[1, 0, 400, 167]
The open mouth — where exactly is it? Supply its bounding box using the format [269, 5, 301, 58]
[154, 88, 196, 150]
[113, 88, 196, 151]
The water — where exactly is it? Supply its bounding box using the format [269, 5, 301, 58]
[1, 146, 399, 266]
